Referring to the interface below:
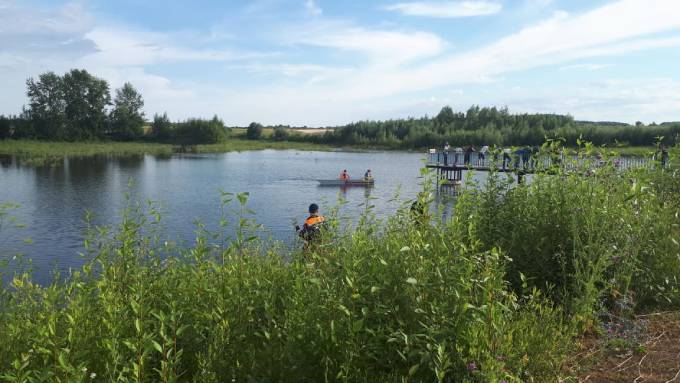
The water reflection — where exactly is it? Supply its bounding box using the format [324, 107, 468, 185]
[2, 150, 487, 283]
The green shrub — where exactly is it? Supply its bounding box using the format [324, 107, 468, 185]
[246, 122, 263, 140]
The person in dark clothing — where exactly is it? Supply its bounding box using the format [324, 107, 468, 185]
[295, 203, 326, 247]
[659, 144, 669, 167]
[410, 192, 431, 227]
[464, 145, 475, 165]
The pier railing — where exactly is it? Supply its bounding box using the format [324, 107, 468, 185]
[427, 149, 657, 173]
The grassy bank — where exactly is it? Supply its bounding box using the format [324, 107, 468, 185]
[1, 146, 679, 381]
[0, 139, 333, 165]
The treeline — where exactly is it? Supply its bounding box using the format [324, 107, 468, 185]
[300, 106, 680, 148]
[0, 69, 229, 144]
[3, 69, 680, 148]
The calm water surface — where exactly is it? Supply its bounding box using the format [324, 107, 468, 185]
[0, 150, 486, 283]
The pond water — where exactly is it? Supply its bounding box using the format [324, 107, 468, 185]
[0, 150, 493, 283]
[1, 148, 656, 285]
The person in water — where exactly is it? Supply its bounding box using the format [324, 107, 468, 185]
[364, 169, 372, 180]
[339, 169, 350, 180]
[295, 203, 326, 246]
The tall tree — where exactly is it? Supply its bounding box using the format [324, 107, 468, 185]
[110, 83, 145, 141]
[151, 112, 173, 142]
[25, 72, 66, 139]
[62, 69, 111, 140]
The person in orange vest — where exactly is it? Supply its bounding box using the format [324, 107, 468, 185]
[295, 203, 326, 245]
[339, 169, 350, 180]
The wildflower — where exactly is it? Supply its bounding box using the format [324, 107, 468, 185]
[467, 361, 478, 373]
[90, 372, 96, 379]
[82, 367, 87, 373]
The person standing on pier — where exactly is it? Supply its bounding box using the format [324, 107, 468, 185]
[454, 146, 463, 165]
[479, 145, 489, 164]
[502, 148, 512, 169]
[464, 145, 475, 165]
[443, 142, 450, 165]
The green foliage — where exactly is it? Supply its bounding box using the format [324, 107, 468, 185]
[62, 69, 111, 140]
[311, 105, 680, 149]
[273, 126, 289, 141]
[174, 117, 227, 145]
[110, 83, 145, 141]
[0, 116, 11, 139]
[150, 113, 173, 142]
[246, 122, 263, 140]
[1, 142, 679, 381]
[24, 69, 111, 141]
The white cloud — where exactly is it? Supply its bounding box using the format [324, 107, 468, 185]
[304, 0, 322, 16]
[559, 63, 611, 71]
[385, 1, 502, 18]
[503, 78, 680, 123]
[285, 21, 445, 65]
[80, 27, 272, 68]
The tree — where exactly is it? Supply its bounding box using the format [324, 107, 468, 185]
[174, 118, 226, 145]
[435, 106, 455, 128]
[273, 126, 289, 141]
[110, 82, 145, 141]
[25, 72, 66, 139]
[62, 69, 111, 140]
[0, 116, 11, 139]
[247, 122, 263, 140]
[151, 113, 173, 142]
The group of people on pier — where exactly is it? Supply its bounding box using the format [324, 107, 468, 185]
[440, 142, 539, 169]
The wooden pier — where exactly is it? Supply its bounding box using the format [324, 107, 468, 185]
[426, 149, 657, 185]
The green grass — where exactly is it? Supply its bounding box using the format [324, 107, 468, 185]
[196, 139, 331, 153]
[0, 139, 333, 165]
[1, 144, 679, 381]
[0, 140, 174, 158]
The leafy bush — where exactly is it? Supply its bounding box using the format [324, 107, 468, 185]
[1, 145, 679, 381]
[273, 126, 289, 141]
[174, 117, 226, 145]
[246, 122, 263, 140]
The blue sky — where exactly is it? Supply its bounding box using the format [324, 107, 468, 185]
[1, 0, 680, 126]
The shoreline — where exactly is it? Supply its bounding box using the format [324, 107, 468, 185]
[0, 139, 669, 163]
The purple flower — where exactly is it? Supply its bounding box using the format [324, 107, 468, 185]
[467, 361, 478, 373]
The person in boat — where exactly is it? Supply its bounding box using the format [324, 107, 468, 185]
[364, 169, 373, 181]
[295, 203, 326, 246]
[339, 169, 350, 181]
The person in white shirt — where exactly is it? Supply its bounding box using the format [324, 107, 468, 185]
[479, 145, 489, 165]
[454, 147, 463, 165]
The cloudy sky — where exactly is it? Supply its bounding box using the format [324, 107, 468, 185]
[1, 0, 680, 126]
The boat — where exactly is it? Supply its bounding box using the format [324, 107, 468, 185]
[318, 179, 375, 186]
